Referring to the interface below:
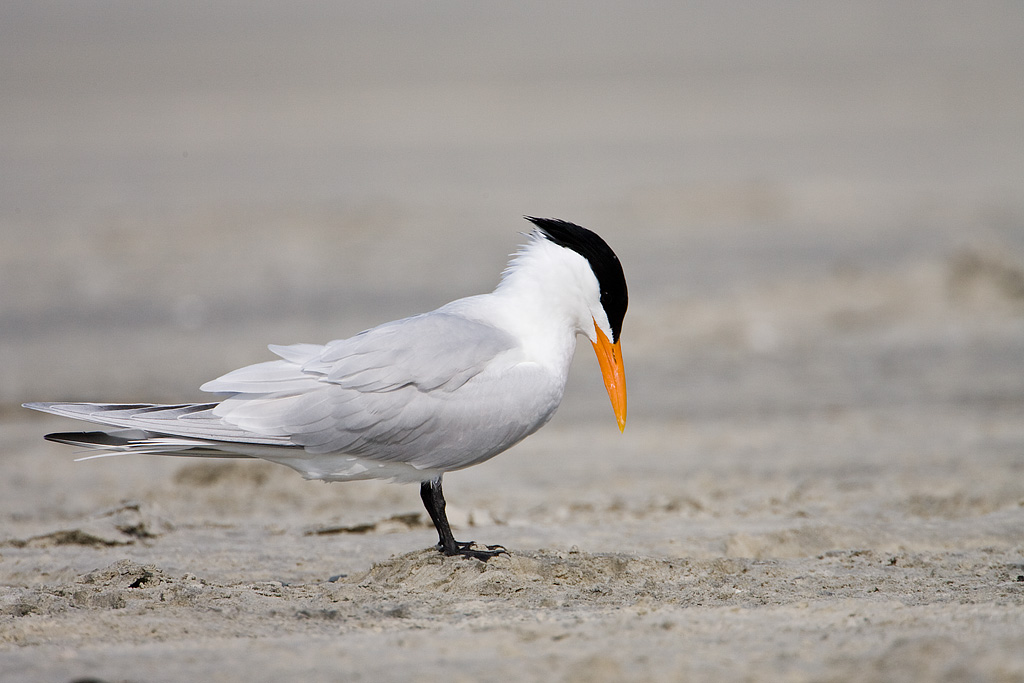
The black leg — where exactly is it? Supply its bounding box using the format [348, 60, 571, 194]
[419, 477, 506, 561]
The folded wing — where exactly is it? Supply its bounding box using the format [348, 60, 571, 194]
[203, 313, 520, 465]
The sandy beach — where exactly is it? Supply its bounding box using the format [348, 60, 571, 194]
[2, 2, 1023, 681]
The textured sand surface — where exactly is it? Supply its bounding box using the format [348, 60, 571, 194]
[2, 2, 1023, 681]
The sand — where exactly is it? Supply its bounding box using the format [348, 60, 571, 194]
[2, 2, 1024, 681]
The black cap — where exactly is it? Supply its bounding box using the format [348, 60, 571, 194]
[525, 217, 628, 342]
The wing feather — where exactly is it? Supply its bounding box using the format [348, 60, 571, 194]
[204, 311, 521, 465]
[267, 342, 324, 364]
[306, 314, 515, 392]
[199, 360, 322, 394]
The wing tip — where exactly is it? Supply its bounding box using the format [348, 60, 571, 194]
[23, 401, 61, 416]
[43, 431, 140, 448]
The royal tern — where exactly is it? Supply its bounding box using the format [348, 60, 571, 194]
[24, 217, 627, 560]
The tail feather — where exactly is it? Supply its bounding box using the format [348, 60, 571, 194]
[25, 402, 420, 482]
[43, 429, 256, 458]
[23, 402, 295, 447]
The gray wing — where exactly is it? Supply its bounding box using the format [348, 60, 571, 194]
[199, 311, 528, 468]
[204, 312, 515, 395]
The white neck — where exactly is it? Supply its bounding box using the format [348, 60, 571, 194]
[441, 235, 600, 374]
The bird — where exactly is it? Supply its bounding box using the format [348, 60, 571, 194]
[24, 217, 628, 561]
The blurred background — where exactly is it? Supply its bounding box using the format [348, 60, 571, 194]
[2, 8, 1022, 677]
[2, 0, 1022, 427]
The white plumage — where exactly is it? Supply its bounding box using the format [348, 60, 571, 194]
[25, 217, 628, 560]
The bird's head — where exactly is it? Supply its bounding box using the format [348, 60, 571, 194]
[524, 217, 628, 431]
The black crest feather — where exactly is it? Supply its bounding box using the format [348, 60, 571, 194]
[525, 217, 628, 342]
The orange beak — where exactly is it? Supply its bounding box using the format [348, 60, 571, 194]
[591, 319, 627, 432]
